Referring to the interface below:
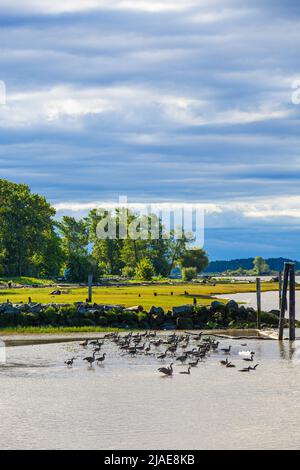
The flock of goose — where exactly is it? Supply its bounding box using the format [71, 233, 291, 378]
[64, 331, 260, 375]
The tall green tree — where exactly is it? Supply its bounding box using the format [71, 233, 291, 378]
[57, 216, 96, 281]
[253, 256, 270, 275]
[179, 248, 209, 273]
[0, 179, 61, 276]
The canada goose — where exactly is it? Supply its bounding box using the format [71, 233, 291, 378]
[180, 366, 191, 375]
[64, 357, 76, 367]
[243, 354, 254, 362]
[188, 359, 199, 367]
[96, 353, 106, 365]
[158, 363, 173, 376]
[249, 364, 259, 370]
[221, 346, 232, 354]
[176, 354, 188, 363]
[220, 358, 229, 366]
[225, 362, 236, 368]
[157, 351, 168, 360]
[239, 366, 251, 373]
[83, 352, 96, 367]
[80, 339, 89, 347]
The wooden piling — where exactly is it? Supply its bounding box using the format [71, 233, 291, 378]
[278, 271, 282, 310]
[88, 274, 93, 303]
[278, 263, 290, 340]
[289, 263, 296, 341]
[256, 277, 261, 329]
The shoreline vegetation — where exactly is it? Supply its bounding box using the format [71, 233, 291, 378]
[0, 280, 297, 335]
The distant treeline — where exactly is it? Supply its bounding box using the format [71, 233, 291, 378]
[0, 179, 208, 281]
[205, 257, 300, 274]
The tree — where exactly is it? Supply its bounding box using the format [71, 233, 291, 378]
[0, 179, 60, 276]
[86, 209, 124, 275]
[253, 256, 270, 275]
[135, 258, 155, 281]
[57, 216, 96, 281]
[179, 248, 209, 273]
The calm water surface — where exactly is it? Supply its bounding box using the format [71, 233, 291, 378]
[1, 335, 300, 450]
[216, 290, 300, 319]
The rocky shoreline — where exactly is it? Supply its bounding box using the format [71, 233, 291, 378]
[0, 299, 288, 330]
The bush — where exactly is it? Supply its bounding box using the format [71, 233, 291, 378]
[182, 267, 197, 281]
[135, 258, 155, 281]
[122, 266, 135, 278]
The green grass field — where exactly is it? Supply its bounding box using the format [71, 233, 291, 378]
[0, 281, 284, 311]
[0, 277, 53, 286]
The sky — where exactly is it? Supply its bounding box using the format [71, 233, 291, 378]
[0, 0, 300, 260]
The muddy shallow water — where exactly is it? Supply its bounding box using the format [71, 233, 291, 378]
[1, 334, 300, 450]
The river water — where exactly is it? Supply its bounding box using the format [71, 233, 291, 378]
[1, 335, 300, 450]
[216, 291, 300, 319]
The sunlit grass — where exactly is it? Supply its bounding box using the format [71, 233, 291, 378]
[0, 326, 123, 335]
[0, 277, 53, 286]
[0, 281, 284, 311]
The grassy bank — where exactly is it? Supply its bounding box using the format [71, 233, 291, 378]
[0, 326, 123, 336]
[0, 277, 53, 287]
[0, 281, 285, 310]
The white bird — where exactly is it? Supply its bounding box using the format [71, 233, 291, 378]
[239, 350, 255, 357]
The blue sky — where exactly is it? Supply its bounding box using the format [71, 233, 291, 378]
[0, 0, 300, 260]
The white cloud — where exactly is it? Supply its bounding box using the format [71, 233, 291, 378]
[0, 0, 196, 15]
[0, 84, 289, 130]
[54, 196, 300, 221]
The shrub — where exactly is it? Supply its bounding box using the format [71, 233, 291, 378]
[182, 267, 197, 281]
[122, 266, 135, 278]
[135, 258, 155, 281]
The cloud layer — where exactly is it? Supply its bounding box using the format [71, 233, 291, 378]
[0, 0, 300, 258]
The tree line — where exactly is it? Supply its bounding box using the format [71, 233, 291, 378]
[0, 179, 209, 281]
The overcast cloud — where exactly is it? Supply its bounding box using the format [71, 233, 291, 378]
[0, 0, 300, 258]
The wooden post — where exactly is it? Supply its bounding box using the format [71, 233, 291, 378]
[278, 271, 282, 310]
[256, 277, 261, 329]
[88, 274, 93, 303]
[278, 263, 290, 340]
[289, 263, 296, 341]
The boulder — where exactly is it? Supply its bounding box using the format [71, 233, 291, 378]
[149, 306, 164, 315]
[126, 305, 144, 312]
[172, 305, 194, 318]
[210, 301, 226, 313]
[226, 300, 239, 311]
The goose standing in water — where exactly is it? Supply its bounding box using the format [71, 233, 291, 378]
[176, 354, 188, 364]
[158, 363, 173, 376]
[188, 359, 199, 367]
[83, 352, 96, 367]
[96, 353, 106, 365]
[80, 339, 89, 348]
[157, 350, 168, 360]
[180, 366, 191, 375]
[221, 346, 232, 354]
[65, 357, 76, 368]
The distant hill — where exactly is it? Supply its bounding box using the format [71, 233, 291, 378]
[204, 257, 300, 274]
